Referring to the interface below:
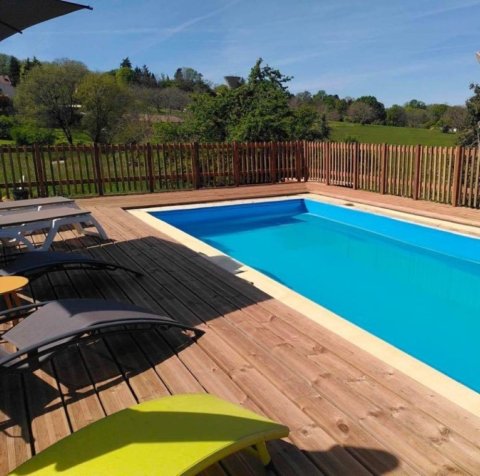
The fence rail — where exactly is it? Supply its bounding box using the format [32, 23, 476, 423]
[1, 141, 479, 208]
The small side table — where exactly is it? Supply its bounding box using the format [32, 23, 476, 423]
[0, 276, 29, 309]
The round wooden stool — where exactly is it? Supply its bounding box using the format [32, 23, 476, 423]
[0, 276, 29, 309]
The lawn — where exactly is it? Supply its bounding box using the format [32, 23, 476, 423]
[329, 121, 459, 146]
[0, 124, 459, 147]
[0, 129, 92, 147]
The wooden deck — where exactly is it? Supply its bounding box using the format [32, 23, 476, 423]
[1, 183, 480, 475]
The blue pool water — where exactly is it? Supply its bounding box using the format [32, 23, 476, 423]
[150, 199, 480, 392]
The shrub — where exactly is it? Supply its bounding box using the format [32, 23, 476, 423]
[0, 115, 15, 139]
[152, 121, 187, 143]
[11, 124, 55, 145]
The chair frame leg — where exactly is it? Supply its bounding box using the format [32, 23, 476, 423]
[245, 441, 271, 466]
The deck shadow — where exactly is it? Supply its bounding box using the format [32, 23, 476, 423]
[0, 232, 404, 475]
[272, 440, 400, 475]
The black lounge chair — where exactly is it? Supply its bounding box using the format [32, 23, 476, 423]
[0, 299, 204, 373]
[0, 251, 143, 280]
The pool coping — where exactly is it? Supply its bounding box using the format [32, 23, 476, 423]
[129, 193, 480, 417]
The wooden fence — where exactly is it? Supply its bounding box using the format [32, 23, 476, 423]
[307, 142, 480, 208]
[1, 141, 479, 208]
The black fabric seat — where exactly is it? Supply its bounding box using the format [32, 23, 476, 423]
[0, 299, 204, 372]
[0, 251, 143, 280]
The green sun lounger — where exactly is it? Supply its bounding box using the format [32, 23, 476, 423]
[10, 394, 289, 475]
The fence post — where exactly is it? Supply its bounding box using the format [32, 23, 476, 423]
[0, 147, 5, 200]
[146, 142, 155, 193]
[93, 143, 104, 196]
[412, 144, 422, 200]
[325, 142, 331, 185]
[191, 142, 201, 189]
[233, 141, 240, 186]
[303, 140, 309, 182]
[270, 141, 278, 183]
[295, 140, 303, 182]
[352, 142, 359, 189]
[33, 143, 47, 197]
[451, 145, 463, 207]
[379, 143, 388, 194]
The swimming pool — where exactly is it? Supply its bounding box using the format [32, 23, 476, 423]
[149, 198, 480, 393]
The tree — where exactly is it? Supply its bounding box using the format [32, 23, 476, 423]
[183, 92, 230, 142]
[355, 96, 386, 123]
[227, 83, 295, 141]
[157, 73, 173, 88]
[153, 121, 186, 143]
[147, 87, 190, 113]
[347, 102, 376, 124]
[247, 58, 291, 91]
[0, 94, 13, 115]
[77, 73, 130, 143]
[21, 56, 41, 81]
[227, 59, 297, 141]
[427, 103, 448, 126]
[183, 59, 328, 142]
[441, 106, 468, 131]
[312, 91, 352, 121]
[404, 107, 429, 128]
[459, 83, 480, 146]
[120, 57, 132, 69]
[386, 105, 407, 126]
[405, 99, 427, 110]
[14, 60, 88, 144]
[0, 54, 9, 75]
[290, 105, 330, 140]
[289, 91, 312, 108]
[132, 64, 157, 87]
[115, 66, 134, 85]
[173, 67, 211, 93]
[8, 56, 21, 86]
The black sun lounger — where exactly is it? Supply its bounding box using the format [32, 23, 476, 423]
[0, 251, 143, 280]
[0, 299, 204, 373]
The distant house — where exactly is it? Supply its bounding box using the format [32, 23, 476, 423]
[0, 76, 15, 98]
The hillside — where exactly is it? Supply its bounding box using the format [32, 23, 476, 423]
[330, 121, 458, 146]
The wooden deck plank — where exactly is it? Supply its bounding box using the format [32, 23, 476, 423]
[0, 374, 31, 474]
[51, 232, 274, 476]
[88, 210, 464, 475]
[91, 206, 480, 470]
[3, 184, 480, 475]
[122, 212, 480, 448]
[85, 209, 429, 474]
[68, 240, 341, 474]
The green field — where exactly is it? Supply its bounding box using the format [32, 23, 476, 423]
[0, 123, 460, 147]
[0, 129, 91, 147]
[330, 121, 458, 146]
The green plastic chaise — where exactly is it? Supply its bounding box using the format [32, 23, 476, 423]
[9, 394, 289, 475]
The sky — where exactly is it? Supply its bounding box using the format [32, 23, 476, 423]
[1, 0, 480, 106]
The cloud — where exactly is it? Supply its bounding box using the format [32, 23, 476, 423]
[163, 0, 240, 38]
[413, 0, 480, 19]
[133, 0, 241, 52]
[290, 54, 473, 95]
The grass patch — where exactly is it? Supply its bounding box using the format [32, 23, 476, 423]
[0, 129, 92, 146]
[330, 121, 458, 146]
